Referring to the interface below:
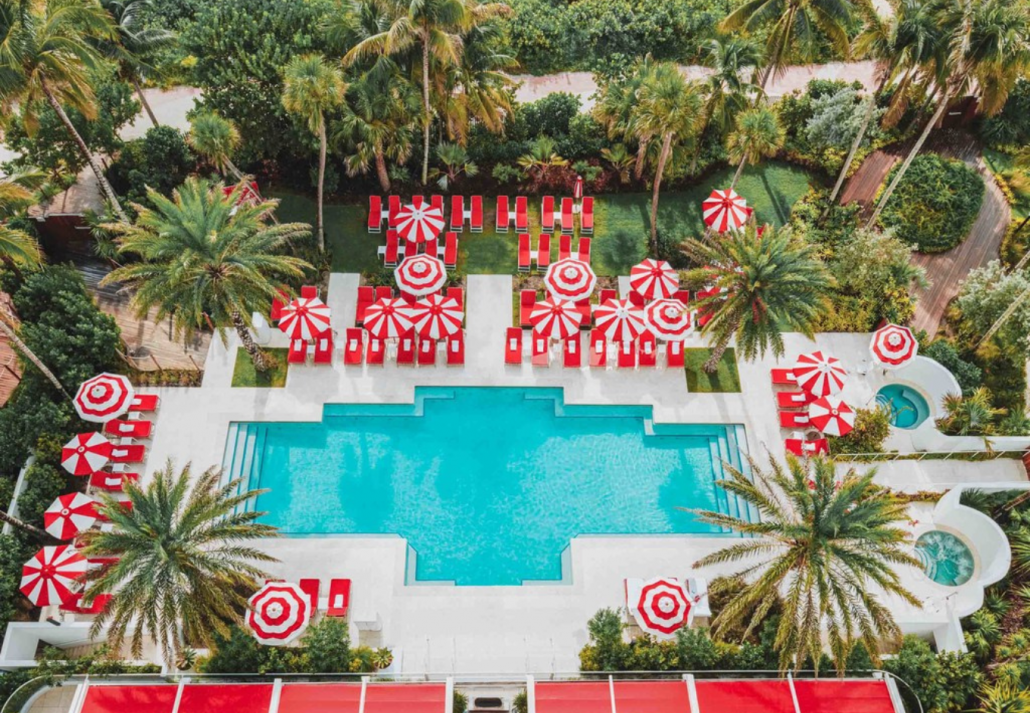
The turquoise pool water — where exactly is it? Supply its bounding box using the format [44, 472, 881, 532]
[876, 384, 930, 429]
[915, 530, 975, 586]
[224, 387, 749, 586]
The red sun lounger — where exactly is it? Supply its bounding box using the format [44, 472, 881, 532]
[638, 332, 657, 367]
[541, 196, 556, 233]
[129, 394, 159, 412]
[447, 331, 465, 365]
[110, 444, 146, 464]
[374, 285, 393, 302]
[388, 195, 401, 227]
[366, 337, 385, 366]
[271, 287, 288, 321]
[418, 338, 437, 366]
[496, 196, 510, 232]
[314, 334, 334, 364]
[772, 368, 797, 386]
[517, 233, 531, 272]
[599, 288, 618, 304]
[343, 329, 363, 365]
[536, 234, 551, 269]
[666, 339, 685, 368]
[589, 330, 607, 367]
[288, 338, 307, 364]
[447, 286, 464, 311]
[560, 197, 574, 233]
[298, 578, 320, 612]
[470, 196, 483, 232]
[89, 470, 138, 492]
[531, 336, 550, 367]
[380, 230, 400, 267]
[425, 237, 439, 259]
[60, 592, 113, 615]
[301, 285, 318, 300]
[777, 391, 814, 409]
[327, 578, 351, 618]
[397, 331, 416, 365]
[519, 290, 536, 327]
[355, 285, 374, 325]
[95, 500, 134, 521]
[780, 411, 811, 428]
[368, 196, 383, 233]
[617, 340, 636, 369]
[563, 334, 581, 368]
[581, 196, 594, 234]
[451, 195, 465, 231]
[577, 237, 591, 263]
[505, 327, 523, 365]
[443, 232, 458, 269]
[515, 196, 528, 231]
[431, 195, 443, 214]
[104, 420, 152, 439]
[558, 234, 572, 260]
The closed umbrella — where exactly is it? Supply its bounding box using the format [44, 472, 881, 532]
[246, 582, 311, 646]
[410, 294, 463, 340]
[632, 577, 693, 638]
[702, 188, 749, 233]
[530, 298, 583, 341]
[61, 432, 113, 476]
[363, 298, 415, 339]
[793, 351, 847, 397]
[395, 255, 447, 296]
[395, 202, 445, 244]
[629, 259, 678, 301]
[279, 297, 331, 341]
[573, 175, 584, 201]
[44, 493, 99, 541]
[645, 299, 692, 340]
[809, 396, 856, 437]
[74, 373, 135, 423]
[544, 258, 596, 301]
[20, 545, 88, 607]
[593, 298, 645, 342]
[870, 323, 918, 369]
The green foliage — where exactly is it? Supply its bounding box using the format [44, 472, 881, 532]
[936, 388, 1006, 437]
[879, 154, 985, 253]
[511, 690, 528, 713]
[0, 535, 31, 632]
[882, 636, 981, 713]
[16, 463, 71, 528]
[979, 79, 1030, 148]
[832, 407, 891, 454]
[453, 691, 468, 713]
[954, 261, 1030, 358]
[201, 620, 382, 674]
[108, 126, 196, 208]
[923, 341, 983, 396]
[303, 617, 352, 673]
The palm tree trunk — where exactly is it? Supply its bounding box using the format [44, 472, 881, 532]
[316, 120, 327, 252]
[650, 133, 673, 253]
[634, 139, 649, 180]
[231, 310, 269, 372]
[131, 75, 160, 127]
[757, 21, 792, 94]
[0, 508, 50, 540]
[225, 159, 245, 181]
[691, 101, 717, 176]
[375, 151, 391, 192]
[866, 84, 953, 229]
[421, 36, 432, 186]
[729, 155, 747, 191]
[40, 77, 129, 223]
[0, 310, 70, 400]
[825, 76, 888, 214]
[704, 340, 728, 373]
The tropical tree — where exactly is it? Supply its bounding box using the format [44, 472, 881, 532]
[867, 0, 1030, 227]
[431, 142, 478, 190]
[726, 105, 784, 190]
[343, 0, 511, 186]
[683, 223, 832, 372]
[186, 112, 244, 180]
[282, 54, 345, 252]
[691, 455, 920, 674]
[0, 168, 46, 271]
[97, 0, 175, 127]
[601, 144, 636, 184]
[593, 57, 657, 180]
[101, 178, 312, 373]
[693, 37, 763, 175]
[0, 0, 128, 222]
[79, 460, 279, 664]
[633, 63, 703, 252]
[936, 387, 1006, 436]
[516, 136, 568, 188]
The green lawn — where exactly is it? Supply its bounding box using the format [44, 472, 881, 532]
[684, 348, 742, 393]
[232, 348, 289, 388]
[270, 161, 815, 277]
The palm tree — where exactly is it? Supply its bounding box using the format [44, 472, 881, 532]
[977, 681, 1030, 713]
[720, 0, 853, 91]
[100, 178, 312, 373]
[726, 105, 784, 190]
[693, 37, 763, 175]
[336, 71, 420, 193]
[867, 0, 1030, 228]
[691, 455, 920, 674]
[936, 387, 1005, 436]
[79, 460, 279, 664]
[0, 168, 46, 271]
[516, 136, 568, 188]
[0, 0, 128, 222]
[593, 57, 657, 181]
[97, 0, 175, 127]
[633, 63, 703, 252]
[343, 0, 511, 186]
[601, 144, 636, 184]
[431, 141, 478, 190]
[282, 54, 345, 253]
[186, 112, 244, 180]
[683, 223, 832, 372]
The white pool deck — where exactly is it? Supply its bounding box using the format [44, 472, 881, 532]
[132, 273, 1025, 674]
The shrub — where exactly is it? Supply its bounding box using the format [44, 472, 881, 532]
[923, 341, 982, 395]
[832, 407, 891, 455]
[878, 154, 984, 253]
[978, 79, 1030, 148]
[303, 616, 352, 673]
[882, 636, 981, 713]
[15, 463, 70, 527]
[108, 126, 196, 208]
[453, 691, 468, 713]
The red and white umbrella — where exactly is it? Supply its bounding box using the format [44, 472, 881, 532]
[278, 297, 331, 341]
[573, 175, 584, 201]
[410, 294, 463, 340]
[793, 351, 847, 397]
[629, 259, 678, 301]
[61, 432, 113, 476]
[395, 255, 447, 296]
[44, 493, 98, 541]
[246, 581, 311, 646]
[363, 298, 415, 339]
[645, 299, 692, 341]
[530, 298, 583, 341]
[20, 545, 88, 607]
[634, 577, 693, 637]
[809, 396, 856, 437]
[395, 202, 445, 244]
[702, 188, 749, 233]
[593, 298, 645, 342]
[871, 324, 918, 369]
[74, 373, 134, 423]
[544, 258, 596, 301]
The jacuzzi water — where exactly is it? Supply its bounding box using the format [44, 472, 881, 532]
[915, 530, 974, 586]
[876, 384, 930, 429]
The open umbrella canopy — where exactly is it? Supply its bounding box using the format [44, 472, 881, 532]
[278, 297, 331, 341]
[21, 545, 87, 607]
[645, 299, 692, 341]
[410, 294, 463, 340]
[702, 188, 749, 233]
[544, 258, 597, 301]
[870, 323, 918, 369]
[530, 298, 583, 341]
[395, 202, 445, 244]
[632, 577, 693, 638]
[593, 298, 645, 342]
[629, 259, 678, 301]
[246, 581, 311, 646]
[395, 255, 447, 296]
[75, 373, 135, 423]
[363, 298, 415, 339]
[809, 396, 856, 437]
[793, 351, 847, 397]
[44, 493, 98, 541]
[61, 432, 113, 476]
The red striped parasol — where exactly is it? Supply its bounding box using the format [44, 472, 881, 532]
[278, 297, 331, 340]
[246, 582, 311, 646]
[395, 255, 447, 296]
[530, 298, 583, 340]
[629, 259, 678, 301]
[544, 258, 596, 301]
[20, 545, 88, 606]
[395, 202, 445, 244]
[809, 395, 856, 437]
[634, 577, 692, 637]
[61, 432, 113, 476]
[410, 294, 463, 340]
[702, 188, 749, 233]
[363, 298, 415, 339]
[573, 176, 584, 201]
[74, 373, 135, 423]
[44, 493, 98, 541]
[592, 298, 645, 342]
[645, 299, 692, 340]
[870, 323, 918, 369]
[793, 351, 847, 397]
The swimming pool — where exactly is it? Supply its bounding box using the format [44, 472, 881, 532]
[915, 530, 975, 587]
[224, 387, 750, 586]
[876, 384, 930, 429]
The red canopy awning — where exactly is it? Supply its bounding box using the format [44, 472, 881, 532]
[535, 682, 612, 713]
[363, 683, 448, 713]
[615, 681, 692, 713]
[793, 680, 896, 713]
[81, 685, 176, 713]
[279, 683, 362, 713]
[695, 680, 796, 713]
[177, 684, 273, 713]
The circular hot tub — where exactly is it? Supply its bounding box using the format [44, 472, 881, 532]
[876, 384, 930, 429]
[915, 530, 975, 587]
